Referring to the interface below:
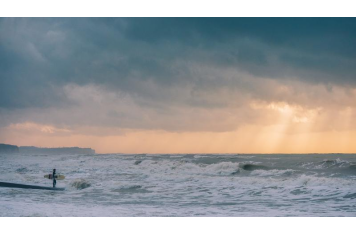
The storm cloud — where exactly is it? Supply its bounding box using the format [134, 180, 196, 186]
[1, 18, 356, 152]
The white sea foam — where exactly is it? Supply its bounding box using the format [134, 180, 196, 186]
[250, 168, 296, 177]
[204, 162, 240, 175]
[1, 153, 356, 216]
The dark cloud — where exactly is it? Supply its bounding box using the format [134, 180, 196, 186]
[1, 17, 356, 113]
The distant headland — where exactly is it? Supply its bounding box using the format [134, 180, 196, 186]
[0, 143, 95, 155]
[0, 143, 19, 153]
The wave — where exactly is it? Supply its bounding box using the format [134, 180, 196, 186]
[111, 185, 151, 194]
[135, 159, 273, 176]
[204, 162, 241, 175]
[193, 155, 210, 158]
[189, 161, 267, 176]
[240, 163, 268, 171]
[130, 157, 356, 180]
[15, 167, 28, 173]
[134, 160, 143, 165]
[343, 193, 356, 199]
[301, 158, 356, 171]
[237, 155, 255, 159]
[71, 179, 91, 190]
[320, 158, 349, 167]
[250, 169, 296, 177]
[349, 164, 356, 170]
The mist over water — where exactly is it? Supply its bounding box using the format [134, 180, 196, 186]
[0, 153, 356, 216]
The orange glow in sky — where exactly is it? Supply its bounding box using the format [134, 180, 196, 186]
[1, 101, 356, 154]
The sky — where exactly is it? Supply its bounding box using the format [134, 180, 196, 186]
[1, 18, 356, 153]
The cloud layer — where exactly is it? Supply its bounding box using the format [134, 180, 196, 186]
[1, 18, 356, 153]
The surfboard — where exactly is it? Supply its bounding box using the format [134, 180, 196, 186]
[0, 182, 65, 191]
[44, 174, 65, 180]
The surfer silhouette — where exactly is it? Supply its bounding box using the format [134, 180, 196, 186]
[53, 169, 56, 188]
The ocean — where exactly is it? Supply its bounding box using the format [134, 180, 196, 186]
[0, 153, 355, 216]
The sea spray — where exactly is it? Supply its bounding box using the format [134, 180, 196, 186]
[1, 153, 356, 216]
[71, 179, 91, 190]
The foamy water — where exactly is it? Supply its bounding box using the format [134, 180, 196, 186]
[1, 153, 356, 216]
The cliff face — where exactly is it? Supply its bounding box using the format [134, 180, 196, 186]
[0, 143, 95, 155]
[0, 144, 19, 153]
[19, 146, 95, 155]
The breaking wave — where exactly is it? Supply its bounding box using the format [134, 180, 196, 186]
[204, 162, 241, 175]
[240, 163, 268, 171]
[2, 153, 356, 216]
[71, 179, 91, 190]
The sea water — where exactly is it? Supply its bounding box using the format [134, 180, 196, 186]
[0, 153, 355, 216]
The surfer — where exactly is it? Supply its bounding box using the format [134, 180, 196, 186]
[53, 169, 56, 188]
[0, 168, 65, 191]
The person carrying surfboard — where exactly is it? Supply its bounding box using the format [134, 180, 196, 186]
[53, 169, 56, 188]
[0, 168, 65, 191]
